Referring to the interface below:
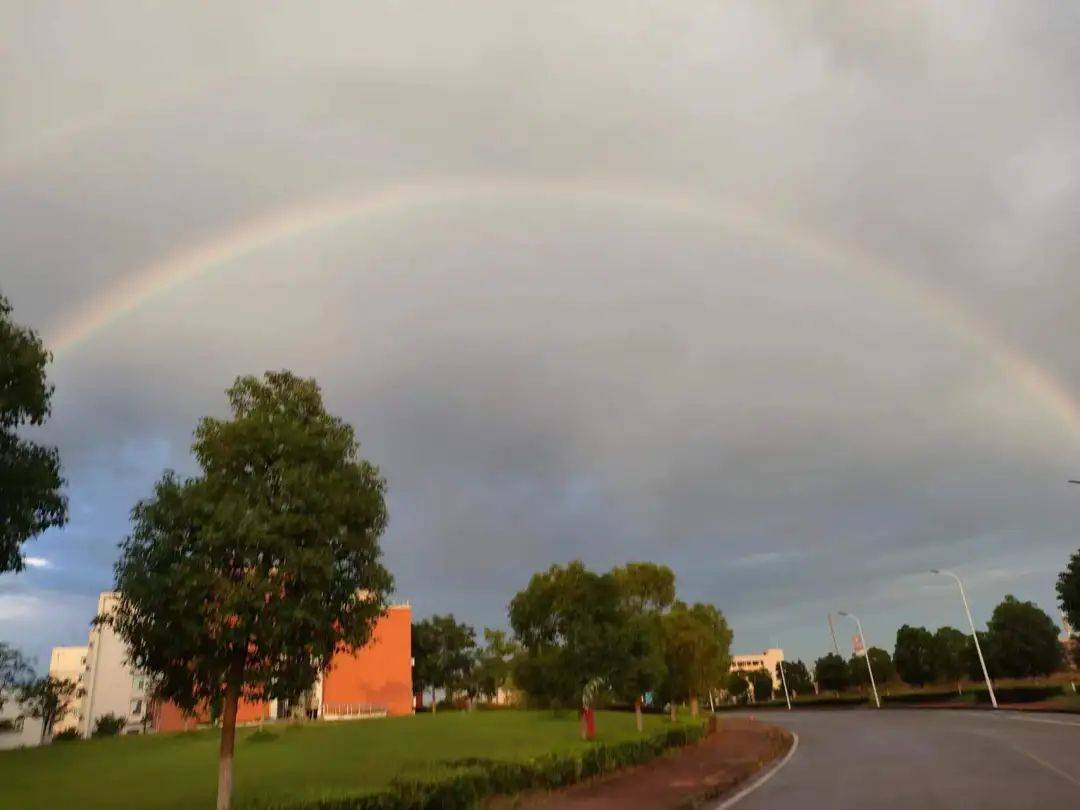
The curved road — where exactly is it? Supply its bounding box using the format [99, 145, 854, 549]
[726, 709, 1080, 809]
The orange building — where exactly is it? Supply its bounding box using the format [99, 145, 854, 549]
[153, 605, 412, 731]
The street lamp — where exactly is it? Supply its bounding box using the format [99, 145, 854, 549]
[930, 569, 998, 709]
[838, 611, 880, 708]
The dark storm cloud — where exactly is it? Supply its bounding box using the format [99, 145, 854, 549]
[1, 2, 1078, 667]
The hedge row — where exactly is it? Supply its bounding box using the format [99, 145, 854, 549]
[882, 690, 965, 705]
[974, 685, 1063, 704]
[249, 724, 707, 810]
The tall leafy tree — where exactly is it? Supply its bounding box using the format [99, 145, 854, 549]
[411, 620, 439, 709]
[661, 601, 732, 717]
[848, 647, 896, 687]
[813, 653, 849, 693]
[1056, 549, 1080, 665]
[747, 668, 773, 702]
[931, 626, 970, 692]
[893, 625, 936, 686]
[109, 372, 392, 810]
[0, 293, 66, 573]
[0, 643, 32, 711]
[430, 614, 477, 704]
[18, 676, 78, 742]
[510, 561, 636, 707]
[473, 628, 520, 702]
[984, 595, 1062, 678]
[776, 659, 813, 696]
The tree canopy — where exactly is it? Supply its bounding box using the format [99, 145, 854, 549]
[931, 626, 970, 686]
[19, 676, 78, 742]
[0, 293, 66, 573]
[661, 601, 732, 711]
[984, 595, 1061, 678]
[473, 628, 520, 701]
[849, 647, 895, 687]
[611, 562, 676, 613]
[411, 614, 476, 705]
[109, 371, 392, 810]
[1057, 549, 1080, 664]
[746, 668, 773, 702]
[776, 659, 813, 696]
[813, 653, 849, 692]
[893, 625, 936, 686]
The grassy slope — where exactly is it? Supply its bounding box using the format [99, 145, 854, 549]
[0, 710, 677, 809]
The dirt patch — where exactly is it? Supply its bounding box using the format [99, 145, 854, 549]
[493, 717, 791, 809]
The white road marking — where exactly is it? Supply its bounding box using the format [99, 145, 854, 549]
[712, 730, 799, 809]
[1005, 743, 1080, 787]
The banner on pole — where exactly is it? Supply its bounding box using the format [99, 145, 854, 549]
[852, 635, 865, 656]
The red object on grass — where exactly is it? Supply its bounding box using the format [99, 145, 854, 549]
[584, 707, 596, 740]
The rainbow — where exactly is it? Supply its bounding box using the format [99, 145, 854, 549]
[48, 177, 1080, 441]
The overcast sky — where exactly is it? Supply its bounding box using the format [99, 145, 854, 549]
[2, 1, 1078, 671]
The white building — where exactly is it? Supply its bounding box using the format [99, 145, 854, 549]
[79, 592, 150, 737]
[730, 648, 785, 692]
[48, 645, 88, 734]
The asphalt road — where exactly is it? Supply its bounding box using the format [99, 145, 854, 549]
[725, 709, 1080, 809]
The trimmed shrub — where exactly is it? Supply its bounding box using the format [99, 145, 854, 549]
[882, 690, 964, 705]
[92, 713, 126, 737]
[975, 685, 1063, 704]
[51, 728, 81, 742]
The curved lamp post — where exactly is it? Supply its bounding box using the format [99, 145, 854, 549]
[838, 611, 880, 708]
[930, 569, 997, 709]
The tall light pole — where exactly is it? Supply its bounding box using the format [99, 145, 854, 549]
[776, 641, 792, 710]
[930, 569, 997, 709]
[838, 611, 880, 708]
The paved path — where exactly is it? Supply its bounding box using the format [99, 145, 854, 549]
[724, 709, 1080, 809]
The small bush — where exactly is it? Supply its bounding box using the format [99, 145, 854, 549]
[92, 713, 126, 737]
[883, 691, 963, 705]
[52, 728, 81, 742]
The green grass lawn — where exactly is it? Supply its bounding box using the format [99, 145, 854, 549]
[0, 710, 679, 809]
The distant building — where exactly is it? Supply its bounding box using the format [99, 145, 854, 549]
[153, 604, 413, 731]
[730, 648, 785, 692]
[48, 645, 88, 734]
[79, 593, 150, 737]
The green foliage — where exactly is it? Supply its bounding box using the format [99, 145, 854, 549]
[0, 292, 67, 573]
[92, 713, 126, 737]
[412, 615, 476, 702]
[510, 562, 636, 706]
[775, 659, 812, 696]
[610, 562, 676, 613]
[848, 647, 896, 687]
[1057, 549, 1080, 657]
[893, 625, 936, 686]
[51, 728, 81, 742]
[813, 653, 849, 692]
[746, 668, 773, 702]
[472, 629, 520, 701]
[18, 675, 79, 741]
[0, 642, 32, 711]
[109, 371, 393, 715]
[974, 684, 1063, 704]
[984, 595, 1062, 678]
[724, 671, 749, 702]
[661, 601, 733, 705]
[931, 626, 970, 685]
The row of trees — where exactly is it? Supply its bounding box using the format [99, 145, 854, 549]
[412, 563, 735, 722]
[810, 594, 1066, 694]
[507, 561, 732, 720]
[411, 618, 521, 709]
[0, 644, 79, 741]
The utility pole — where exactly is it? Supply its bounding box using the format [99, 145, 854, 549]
[827, 613, 841, 656]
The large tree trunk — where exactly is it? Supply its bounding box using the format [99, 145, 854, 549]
[431, 687, 437, 714]
[669, 702, 677, 722]
[690, 693, 699, 718]
[217, 682, 240, 810]
[634, 698, 643, 733]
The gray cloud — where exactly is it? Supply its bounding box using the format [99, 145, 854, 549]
[1, 1, 1077, 668]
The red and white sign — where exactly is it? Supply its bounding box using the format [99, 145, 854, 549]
[852, 635, 865, 657]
